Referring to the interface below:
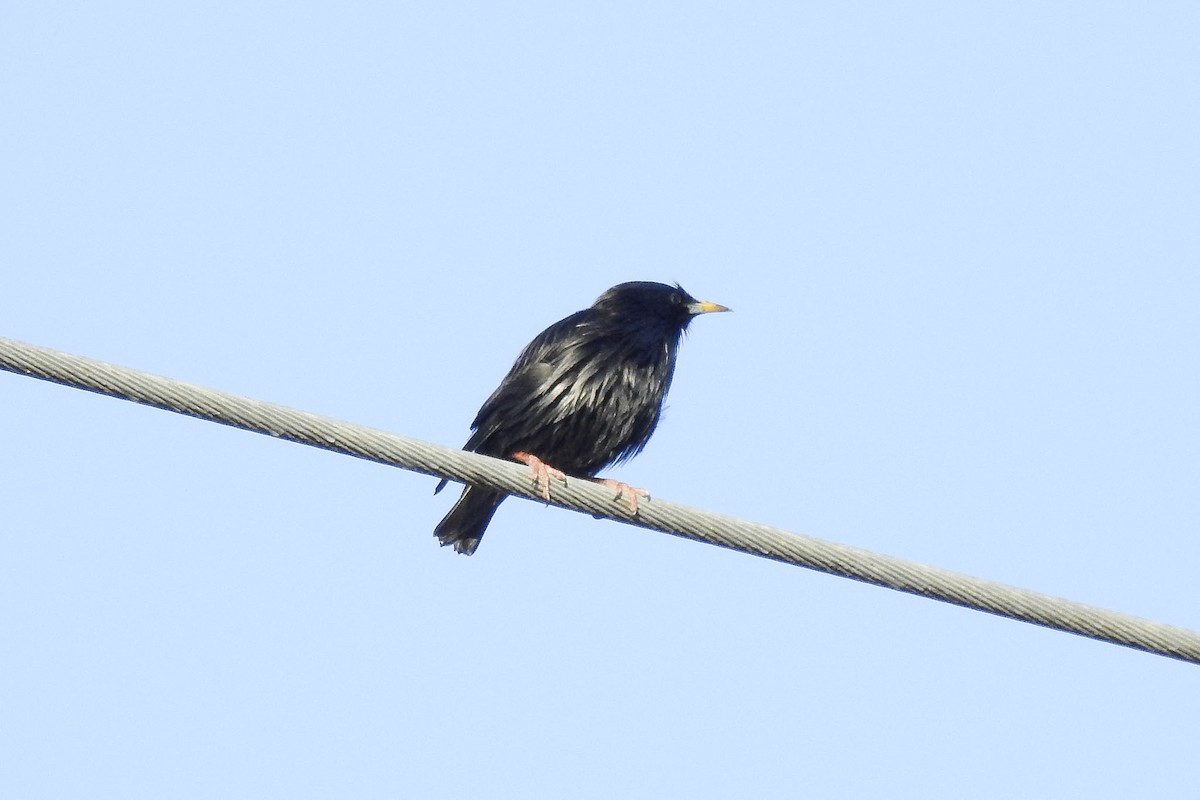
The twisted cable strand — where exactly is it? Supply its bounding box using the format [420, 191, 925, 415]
[2, 335, 1197, 665]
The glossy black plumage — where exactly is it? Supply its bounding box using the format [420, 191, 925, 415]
[434, 281, 729, 555]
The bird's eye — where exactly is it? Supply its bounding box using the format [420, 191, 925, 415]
[669, 292, 683, 305]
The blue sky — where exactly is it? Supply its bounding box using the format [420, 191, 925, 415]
[3, 3, 1198, 797]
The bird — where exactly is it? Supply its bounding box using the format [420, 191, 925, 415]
[434, 281, 730, 555]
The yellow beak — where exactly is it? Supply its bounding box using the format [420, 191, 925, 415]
[688, 300, 731, 315]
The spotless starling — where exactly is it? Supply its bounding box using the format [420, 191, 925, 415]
[434, 281, 729, 555]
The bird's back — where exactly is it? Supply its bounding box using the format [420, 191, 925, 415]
[464, 307, 680, 476]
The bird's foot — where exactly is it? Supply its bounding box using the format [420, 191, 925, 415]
[593, 478, 650, 515]
[512, 451, 568, 502]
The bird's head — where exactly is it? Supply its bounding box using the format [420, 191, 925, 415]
[593, 282, 730, 331]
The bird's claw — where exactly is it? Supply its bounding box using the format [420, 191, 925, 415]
[512, 451, 568, 502]
[595, 478, 650, 515]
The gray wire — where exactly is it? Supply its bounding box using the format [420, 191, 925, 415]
[2, 334, 1198, 665]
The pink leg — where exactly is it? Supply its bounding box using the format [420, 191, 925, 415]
[512, 451, 568, 501]
[593, 478, 651, 515]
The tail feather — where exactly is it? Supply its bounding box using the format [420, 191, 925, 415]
[434, 486, 505, 555]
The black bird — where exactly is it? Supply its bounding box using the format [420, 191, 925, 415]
[434, 281, 729, 555]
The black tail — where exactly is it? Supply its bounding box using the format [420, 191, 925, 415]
[434, 486, 505, 555]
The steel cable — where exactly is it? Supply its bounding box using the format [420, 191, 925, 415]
[2, 335, 1197, 665]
